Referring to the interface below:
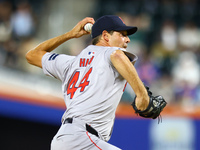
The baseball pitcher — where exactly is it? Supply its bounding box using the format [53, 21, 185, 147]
[26, 15, 166, 150]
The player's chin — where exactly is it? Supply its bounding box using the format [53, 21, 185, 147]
[123, 45, 127, 49]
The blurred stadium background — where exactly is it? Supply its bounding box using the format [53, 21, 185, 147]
[0, 0, 199, 149]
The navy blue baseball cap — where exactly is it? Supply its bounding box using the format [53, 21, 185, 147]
[91, 15, 138, 39]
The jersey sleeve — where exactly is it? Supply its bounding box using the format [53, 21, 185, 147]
[105, 47, 138, 65]
[42, 52, 75, 81]
[123, 51, 138, 64]
[104, 47, 118, 65]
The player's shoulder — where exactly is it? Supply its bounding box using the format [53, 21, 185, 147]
[43, 52, 75, 62]
[83, 45, 113, 56]
[109, 47, 138, 63]
[45, 52, 60, 61]
[87, 45, 119, 51]
[103, 47, 125, 55]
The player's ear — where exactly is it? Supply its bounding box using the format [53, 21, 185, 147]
[102, 30, 110, 42]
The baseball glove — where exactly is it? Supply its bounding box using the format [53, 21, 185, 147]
[131, 86, 167, 122]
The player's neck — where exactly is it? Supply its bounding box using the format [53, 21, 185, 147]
[95, 40, 111, 47]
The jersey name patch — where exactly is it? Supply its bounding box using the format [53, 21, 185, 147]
[79, 56, 94, 67]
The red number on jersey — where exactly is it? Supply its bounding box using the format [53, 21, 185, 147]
[67, 71, 79, 99]
[67, 68, 92, 99]
[79, 68, 92, 92]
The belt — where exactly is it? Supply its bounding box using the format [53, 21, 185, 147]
[63, 118, 99, 137]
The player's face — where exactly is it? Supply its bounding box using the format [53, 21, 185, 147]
[108, 31, 130, 49]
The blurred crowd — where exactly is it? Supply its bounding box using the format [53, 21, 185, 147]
[0, 0, 43, 72]
[94, 0, 200, 105]
[0, 0, 199, 106]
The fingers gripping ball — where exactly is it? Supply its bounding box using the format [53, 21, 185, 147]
[84, 23, 93, 32]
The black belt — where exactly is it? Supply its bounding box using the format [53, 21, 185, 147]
[63, 118, 99, 137]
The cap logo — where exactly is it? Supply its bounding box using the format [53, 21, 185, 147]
[119, 17, 125, 24]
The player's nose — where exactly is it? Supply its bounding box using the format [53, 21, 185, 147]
[126, 36, 130, 43]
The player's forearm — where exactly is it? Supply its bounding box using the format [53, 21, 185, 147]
[26, 31, 75, 68]
[110, 50, 145, 94]
[26, 17, 94, 68]
[110, 50, 149, 110]
[35, 31, 75, 53]
[29, 31, 74, 55]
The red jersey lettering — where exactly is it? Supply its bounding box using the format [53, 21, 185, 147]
[80, 58, 85, 67]
[80, 56, 94, 67]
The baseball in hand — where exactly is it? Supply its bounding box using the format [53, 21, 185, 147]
[84, 23, 93, 32]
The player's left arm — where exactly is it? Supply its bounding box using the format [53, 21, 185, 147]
[110, 49, 149, 111]
[26, 17, 95, 68]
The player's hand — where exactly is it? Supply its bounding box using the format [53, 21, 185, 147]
[135, 96, 149, 111]
[131, 86, 167, 121]
[69, 17, 95, 38]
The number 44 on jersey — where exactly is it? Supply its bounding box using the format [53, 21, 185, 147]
[67, 68, 92, 99]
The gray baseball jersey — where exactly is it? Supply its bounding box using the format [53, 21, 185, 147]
[42, 45, 137, 142]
